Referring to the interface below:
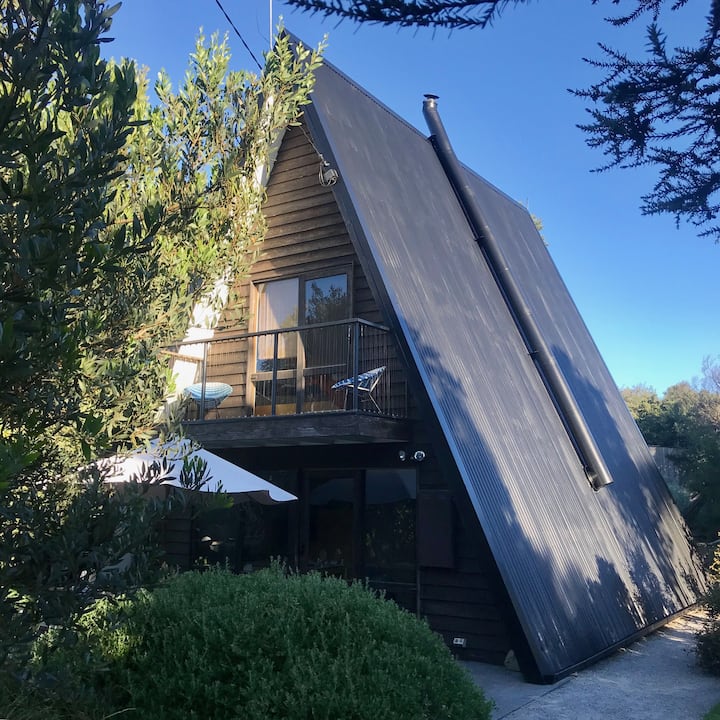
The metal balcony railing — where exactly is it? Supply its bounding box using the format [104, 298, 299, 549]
[169, 319, 407, 420]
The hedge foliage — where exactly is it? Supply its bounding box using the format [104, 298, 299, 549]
[7, 566, 492, 720]
[697, 545, 720, 675]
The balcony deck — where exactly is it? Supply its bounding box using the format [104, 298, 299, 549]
[170, 319, 412, 448]
[184, 410, 411, 449]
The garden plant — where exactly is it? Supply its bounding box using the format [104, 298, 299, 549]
[9, 566, 493, 720]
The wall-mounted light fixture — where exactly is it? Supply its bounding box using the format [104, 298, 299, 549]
[318, 157, 338, 187]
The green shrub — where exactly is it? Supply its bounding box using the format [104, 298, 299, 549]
[697, 543, 720, 675]
[21, 566, 492, 720]
[697, 620, 720, 676]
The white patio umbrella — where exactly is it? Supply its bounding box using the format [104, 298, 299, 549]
[95, 438, 296, 505]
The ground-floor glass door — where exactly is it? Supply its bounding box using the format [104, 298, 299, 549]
[306, 471, 357, 579]
[303, 468, 417, 613]
[363, 468, 417, 612]
[191, 466, 417, 613]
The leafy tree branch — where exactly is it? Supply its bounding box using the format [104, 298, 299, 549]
[0, 0, 323, 665]
[285, 0, 720, 240]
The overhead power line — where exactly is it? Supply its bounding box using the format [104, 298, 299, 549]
[213, 0, 263, 70]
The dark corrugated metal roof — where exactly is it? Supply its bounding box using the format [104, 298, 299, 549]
[300, 54, 705, 680]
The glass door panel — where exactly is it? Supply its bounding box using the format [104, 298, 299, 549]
[304, 274, 349, 325]
[307, 473, 355, 579]
[194, 471, 297, 573]
[256, 278, 298, 372]
[364, 469, 417, 612]
[254, 279, 299, 415]
[302, 274, 349, 412]
[253, 370, 298, 416]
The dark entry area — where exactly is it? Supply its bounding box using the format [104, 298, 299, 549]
[191, 466, 418, 614]
[303, 468, 417, 611]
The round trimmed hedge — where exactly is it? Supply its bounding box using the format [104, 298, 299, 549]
[42, 566, 493, 719]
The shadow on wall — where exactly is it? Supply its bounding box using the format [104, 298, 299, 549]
[554, 344, 705, 615]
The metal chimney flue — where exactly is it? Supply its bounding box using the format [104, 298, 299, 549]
[422, 95, 613, 491]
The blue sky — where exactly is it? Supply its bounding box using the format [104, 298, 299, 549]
[104, 0, 719, 394]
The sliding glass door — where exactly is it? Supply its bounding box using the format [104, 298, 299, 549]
[253, 270, 350, 415]
[254, 278, 299, 415]
[304, 468, 417, 612]
[192, 466, 417, 613]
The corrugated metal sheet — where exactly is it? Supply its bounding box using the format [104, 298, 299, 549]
[300, 55, 705, 680]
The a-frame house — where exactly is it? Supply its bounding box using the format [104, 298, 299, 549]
[179, 52, 706, 683]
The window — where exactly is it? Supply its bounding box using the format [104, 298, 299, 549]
[256, 277, 299, 372]
[304, 274, 349, 324]
[252, 270, 350, 414]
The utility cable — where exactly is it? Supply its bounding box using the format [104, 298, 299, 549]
[298, 123, 338, 186]
[213, 0, 263, 71]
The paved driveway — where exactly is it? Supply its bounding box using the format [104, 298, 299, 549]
[463, 609, 720, 719]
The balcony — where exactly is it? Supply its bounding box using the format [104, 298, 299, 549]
[169, 319, 411, 448]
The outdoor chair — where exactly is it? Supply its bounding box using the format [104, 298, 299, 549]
[331, 366, 386, 412]
[183, 381, 233, 418]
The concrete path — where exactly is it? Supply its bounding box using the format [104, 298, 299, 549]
[463, 609, 720, 719]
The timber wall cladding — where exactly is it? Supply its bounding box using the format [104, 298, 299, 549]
[205, 121, 407, 417]
[416, 427, 512, 664]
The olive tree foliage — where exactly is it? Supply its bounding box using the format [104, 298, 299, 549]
[78, 32, 322, 454]
[0, 1, 147, 664]
[622, 358, 720, 541]
[288, 0, 720, 241]
[0, 0, 137, 480]
[0, 0, 321, 665]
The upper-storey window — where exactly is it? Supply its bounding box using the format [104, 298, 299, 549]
[253, 270, 351, 414]
[255, 271, 350, 369]
[256, 277, 299, 372]
[304, 273, 349, 324]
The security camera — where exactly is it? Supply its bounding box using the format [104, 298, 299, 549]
[412, 450, 426, 462]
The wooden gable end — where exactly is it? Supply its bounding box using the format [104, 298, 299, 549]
[222, 121, 382, 325]
[207, 120, 379, 339]
[201, 120, 411, 419]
